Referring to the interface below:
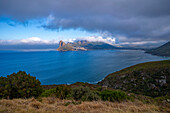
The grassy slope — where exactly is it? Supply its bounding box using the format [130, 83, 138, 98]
[146, 41, 170, 57]
[98, 60, 170, 97]
[0, 97, 169, 113]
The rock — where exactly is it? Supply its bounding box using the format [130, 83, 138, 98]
[150, 84, 156, 89]
[59, 40, 66, 47]
[159, 79, 166, 86]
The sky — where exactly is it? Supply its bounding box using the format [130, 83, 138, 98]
[0, 0, 170, 48]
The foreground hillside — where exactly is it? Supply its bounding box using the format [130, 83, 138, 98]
[146, 41, 170, 57]
[0, 97, 168, 113]
[98, 60, 170, 97]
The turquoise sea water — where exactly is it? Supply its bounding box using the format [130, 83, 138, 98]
[0, 49, 169, 85]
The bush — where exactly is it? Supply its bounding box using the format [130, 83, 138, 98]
[0, 71, 43, 99]
[55, 85, 71, 99]
[41, 88, 56, 97]
[100, 90, 129, 102]
[81, 90, 100, 101]
[71, 86, 100, 101]
[0, 77, 8, 98]
[41, 85, 71, 99]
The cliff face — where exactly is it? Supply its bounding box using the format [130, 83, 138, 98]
[57, 40, 73, 51]
[59, 40, 66, 48]
[57, 40, 86, 51]
[57, 40, 88, 51]
[98, 60, 170, 97]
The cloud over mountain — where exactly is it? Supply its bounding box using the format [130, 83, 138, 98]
[78, 36, 116, 45]
[0, 0, 170, 43]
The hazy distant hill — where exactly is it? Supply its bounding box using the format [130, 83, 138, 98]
[146, 41, 170, 57]
[98, 60, 170, 97]
[81, 42, 118, 50]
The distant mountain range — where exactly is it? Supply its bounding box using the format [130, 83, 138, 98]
[146, 41, 170, 57]
[57, 40, 119, 51]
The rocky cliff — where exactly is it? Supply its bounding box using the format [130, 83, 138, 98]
[57, 40, 117, 51]
[59, 40, 66, 48]
[56, 40, 87, 51]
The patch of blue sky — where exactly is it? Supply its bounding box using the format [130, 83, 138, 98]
[0, 17, 99, 41]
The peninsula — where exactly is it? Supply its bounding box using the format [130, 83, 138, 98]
[56, 40, 117, 51]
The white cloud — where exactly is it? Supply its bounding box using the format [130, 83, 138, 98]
[77, 36, 116, 45]
[0, 37, 59, 45]
[0, 36, 166, 48]
[0, 36, 116, 45]
[120, 40, 166, 45]
[63, 38, 76, 43]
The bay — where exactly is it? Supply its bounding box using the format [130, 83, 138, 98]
[0, 49, 169, 85]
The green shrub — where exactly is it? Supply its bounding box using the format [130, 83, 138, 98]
[0, 71, 43, 99]
[41, 85, 71, 99]
[96, 86, 102, 91]
[81, 90, 100, 101]
[55, 85, 71, 99]
[99, 90, 129, 102]
[41, 88, 56, 97]
[71, 86, 100, 101]
[154, 95, 170, 103]
[0, 77, 9, 98]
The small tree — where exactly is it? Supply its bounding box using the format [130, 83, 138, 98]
[0, 71, 43, 99]
[55, 85, 71, 99]
[0, 77, 9, 98]
[71, 86, 100, 101]
[100, 90, 128, 102]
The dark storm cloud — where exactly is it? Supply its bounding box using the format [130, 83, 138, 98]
[0, 0, 170, 42]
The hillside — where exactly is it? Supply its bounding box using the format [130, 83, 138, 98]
[56, 40, 117, 51]
[146, 41, 170, 57]
[1, 64, 170, 112]
[98, 60, 170, 97]
[0, 97, 168, 113]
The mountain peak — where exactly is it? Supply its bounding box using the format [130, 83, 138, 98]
[59, 40, 66, 48]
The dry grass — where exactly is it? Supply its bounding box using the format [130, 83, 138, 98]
[0, 97, 169, 113]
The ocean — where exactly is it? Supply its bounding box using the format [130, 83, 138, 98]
[0, 49, 169, 85]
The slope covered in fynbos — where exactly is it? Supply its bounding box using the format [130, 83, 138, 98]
[98, 60, 170, 97]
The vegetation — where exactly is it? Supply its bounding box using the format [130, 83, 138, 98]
[71, 86, 100, 101]
[98, 60, 170, 97]
[1, 59, 170, 112]
[41, 85, 71, 99]
[99, 90, 130, 102]
[0, 77, 8, 98]
[1, 97, 168, 113]
[40, 88, 56, 97]
[0, 71, 42, 99]
[146, 41, 170, 57]
[55, 85, 71, 99]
